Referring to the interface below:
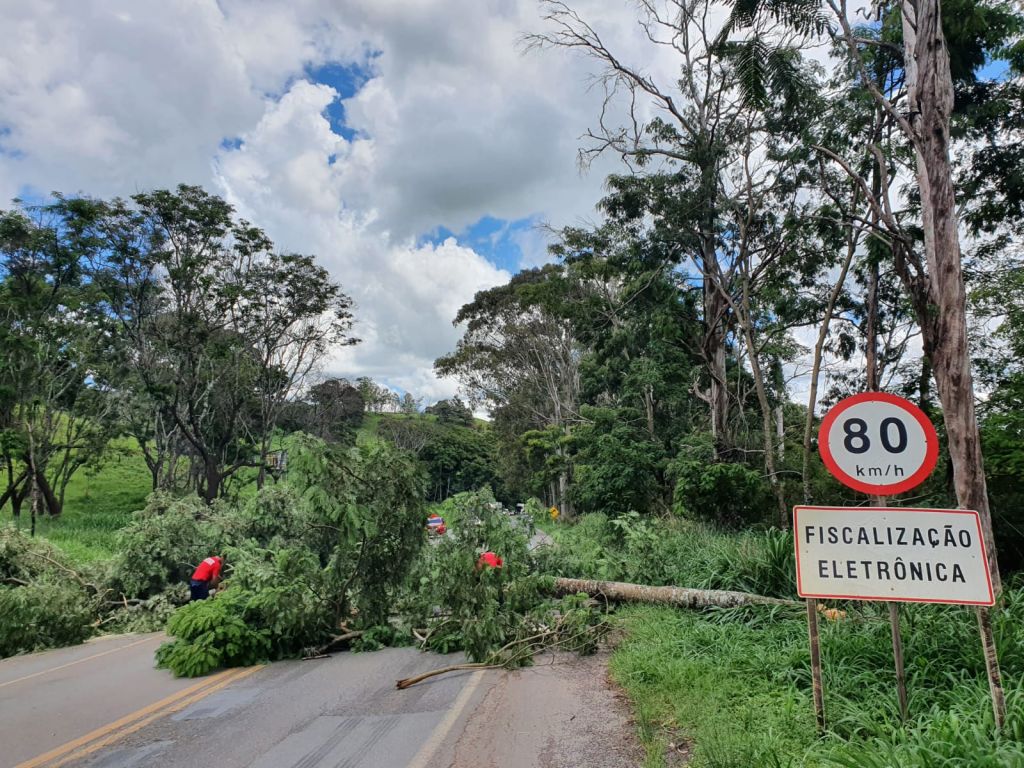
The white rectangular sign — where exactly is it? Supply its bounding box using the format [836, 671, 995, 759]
[794, 506, 994, 606]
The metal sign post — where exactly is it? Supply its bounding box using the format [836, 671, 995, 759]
[805, 598, 825, 731]
[808, 391, 1004, 731]
[888, 600, 908, 721]
[874, 492, 908, 722]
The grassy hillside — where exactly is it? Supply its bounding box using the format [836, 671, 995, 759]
[9, 411, 467, 564]
[9, 414, 406, 563]
[9, 438, 152, 563]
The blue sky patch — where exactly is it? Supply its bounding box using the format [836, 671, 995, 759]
[2, 186, 49, 208]
[304, 59, 378, 142]
[420, 215, 543, 272]
[978, 58, 1011, 82]
[0, 125, 25, 160]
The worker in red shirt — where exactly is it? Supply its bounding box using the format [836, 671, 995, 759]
[190, 556, 223, 601]
[476, 551, 503, 570]
[476, 551, 504, 607]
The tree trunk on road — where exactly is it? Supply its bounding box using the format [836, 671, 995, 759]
[551, 578, 799, 608]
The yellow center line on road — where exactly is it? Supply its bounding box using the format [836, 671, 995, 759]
[42, 664, 264, 768]
[13, 665, 262, 768]
[406, 670, 486, 768]
[0, 635, 161, 690]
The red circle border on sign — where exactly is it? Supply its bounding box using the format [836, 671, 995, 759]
[818, 392, 939, 495]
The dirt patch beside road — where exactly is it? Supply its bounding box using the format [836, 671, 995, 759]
[450, 652, 642, 768]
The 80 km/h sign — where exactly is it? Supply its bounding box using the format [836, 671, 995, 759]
[819, 392, 938, 495]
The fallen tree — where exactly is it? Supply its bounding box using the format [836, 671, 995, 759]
[397, 597, 609, 689]
[549, 578, 800, 608]
[396, 578, 799, 689]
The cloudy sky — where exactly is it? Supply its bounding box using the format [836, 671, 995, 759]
[0, 0, 671, 402]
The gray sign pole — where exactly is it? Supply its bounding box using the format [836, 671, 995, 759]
[805, 597, 825, 732]
[873, 493, 908, 722]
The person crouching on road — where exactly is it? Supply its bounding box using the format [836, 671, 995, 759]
[190, 555, 223, 601]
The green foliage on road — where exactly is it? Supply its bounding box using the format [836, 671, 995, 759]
[156, 591, 273, 677]
[109, 493, 222, 600]
[152, 436, 429, 676]
[404, 490, 548, 661]
[0, 528, 98, 656]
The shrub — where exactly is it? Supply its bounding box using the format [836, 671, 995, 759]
[524, 497, 548, 525]
[668, 435, 771, 528]
[343, 441, 428, 626]
[157, 436, 430, 674]
[405, 489, 546, 661]
[157, 545, 335, 677]
[102, 587, 188, 635]
[156, 591, 272, 677]
[532, 512, 622, 581]
[224, 545, 334, 658]
[703, 527, 797, 598]
[0, 527, 97, 657]
[0, 582, 95, 657]
[214, 486, 310, 550]
[0, 525, 75, 582]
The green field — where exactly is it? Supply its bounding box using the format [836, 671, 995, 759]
[11, 419, 394, 564]
[8, 438, 152, 563]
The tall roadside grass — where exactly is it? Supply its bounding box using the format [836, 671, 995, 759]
[543, 513, 1024, 767]
[537, 511, 797, 598]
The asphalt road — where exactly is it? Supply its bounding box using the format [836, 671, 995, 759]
[1, 613, 639, 768]
[1, 636, 494, 768]
[0, 633, 195, 767]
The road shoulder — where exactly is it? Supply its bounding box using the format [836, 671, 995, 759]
[450, 651, 642, 768]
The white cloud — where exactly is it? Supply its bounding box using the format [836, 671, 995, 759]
[0, 0, 686, 401]
[212, 80, 509, 398]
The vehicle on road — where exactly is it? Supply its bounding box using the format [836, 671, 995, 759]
[426, 513, 446, 536]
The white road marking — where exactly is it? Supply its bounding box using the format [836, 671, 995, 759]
[405, 670, 485, 768]
[0, 635, 159, 689]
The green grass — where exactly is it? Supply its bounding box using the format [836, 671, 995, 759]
[611, 605, 817, 768]
[608, 589, 1024, 767]
[9, 438, 152, 564]
[537, 514, 1024, 767]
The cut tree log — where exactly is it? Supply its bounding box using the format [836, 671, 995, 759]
[550, 578, 799, 608]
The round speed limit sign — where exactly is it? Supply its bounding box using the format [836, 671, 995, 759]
[818, 392, 938, 495]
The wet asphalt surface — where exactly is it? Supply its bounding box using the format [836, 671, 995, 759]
[3, 526, 640, 768]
